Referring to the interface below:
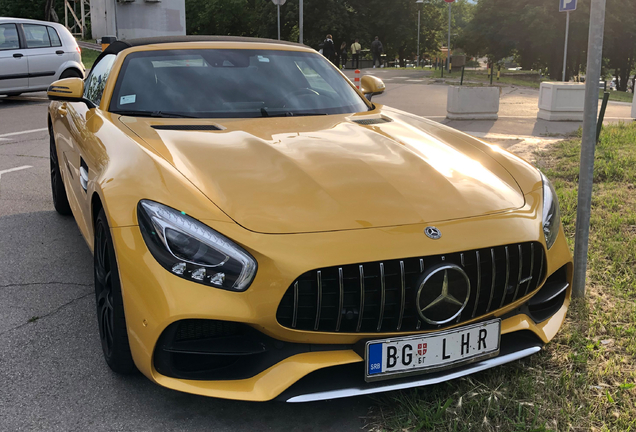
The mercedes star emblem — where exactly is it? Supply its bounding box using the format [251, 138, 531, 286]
[416, 263, 471, 325]
[424, 226, 442, 239]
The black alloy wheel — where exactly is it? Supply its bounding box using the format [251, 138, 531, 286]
[94, 209, 136, 374]
[49, 128, 72, 215]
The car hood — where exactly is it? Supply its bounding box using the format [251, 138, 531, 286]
[121, 110, 525, 234]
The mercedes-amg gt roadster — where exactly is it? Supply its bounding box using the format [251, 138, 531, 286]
[46, 36, 572, 402]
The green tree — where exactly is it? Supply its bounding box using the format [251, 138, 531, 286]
[603, 0, 636, 91]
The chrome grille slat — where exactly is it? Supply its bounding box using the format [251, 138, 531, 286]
[397, 261, 405, 331]
[292, 281, 299, 328]
[377, 263, 386, 332]
[525, 244, 535, 296]
[486, 248, 496, 312]
[500, 246, 510, 308]
[356, 265, 365, 332]
[336, 268, 344, 332]
[314, 271, 322, 331]
[471, 250, 481, 318]
[513, 245, 523, 301]
[277, 241, 546, 333]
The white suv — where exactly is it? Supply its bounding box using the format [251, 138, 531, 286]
[0, 17, 85, 96]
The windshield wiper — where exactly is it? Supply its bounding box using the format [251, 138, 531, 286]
[260, 108, 328, 118]
[112, 110, 199, 118]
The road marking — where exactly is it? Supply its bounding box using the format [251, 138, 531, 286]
[392, 76, 408, 79]
[0, 127, 48, 141]
[406, 79, 425, 82]
[0, 165, 32, 180]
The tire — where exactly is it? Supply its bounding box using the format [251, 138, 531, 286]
[94, 209, 137, 374]
[59, 68, 82, 79]
[49, 129, 72, 216]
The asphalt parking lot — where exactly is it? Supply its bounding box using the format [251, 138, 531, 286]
[0, 94, 371, 431]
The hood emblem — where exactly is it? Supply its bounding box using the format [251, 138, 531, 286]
[416, 264, 471, 325]
[424, 226, 442, 239]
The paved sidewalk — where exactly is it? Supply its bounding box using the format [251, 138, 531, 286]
[344, 68, 634, 144]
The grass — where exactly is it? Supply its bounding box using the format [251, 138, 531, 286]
[81, 49, 100, 70]
[429, 69, 547, 88]
[366, 122, 636, 431]
[600, 90, 634, 104]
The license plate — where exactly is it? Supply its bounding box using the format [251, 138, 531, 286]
[365, 319, 501, 382]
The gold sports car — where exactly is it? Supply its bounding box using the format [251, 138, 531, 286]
[46, 36, 572, 402]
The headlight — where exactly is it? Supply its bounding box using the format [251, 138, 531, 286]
[137, 200, 257, 291]
[541, 173, 561, 249]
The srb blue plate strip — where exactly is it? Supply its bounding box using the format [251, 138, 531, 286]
[368, 343, 383, 375]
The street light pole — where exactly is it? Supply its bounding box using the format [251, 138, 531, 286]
[572, 0, 607, 298]
[299, 0, 303, 44]
[416, 0, 423, 67]
[447, 2, 452, 72]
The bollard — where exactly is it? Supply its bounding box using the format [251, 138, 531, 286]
[101, 35, 117, 51]
[354, 70, 361, 89]
[460, 66, 465, 86]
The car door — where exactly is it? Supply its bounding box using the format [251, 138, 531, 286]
[20, 23, 61, 89]
[0, 23, 28, 93]
[59, 54, 116, 238]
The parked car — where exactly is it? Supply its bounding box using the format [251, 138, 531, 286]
[0, 17, 84, 96]
[46, 36, 572, 402]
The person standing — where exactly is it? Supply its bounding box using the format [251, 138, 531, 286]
[322, 34, 336, 64]
[371, 36, 383, 68]
[339, 42, 348, 70]
[350, 39, 361, 69]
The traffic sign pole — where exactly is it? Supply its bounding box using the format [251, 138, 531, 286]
[572, 0, 607, 299]
[562, 11, 570, 81]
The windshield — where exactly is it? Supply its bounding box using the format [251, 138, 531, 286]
[109, 49, 370, 118]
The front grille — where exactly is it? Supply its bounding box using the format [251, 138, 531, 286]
[276, 242, 545, 333]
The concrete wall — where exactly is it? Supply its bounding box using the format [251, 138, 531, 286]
[91, 0, 186, 41]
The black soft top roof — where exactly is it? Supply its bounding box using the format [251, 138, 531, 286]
[92, 35, 308, 72]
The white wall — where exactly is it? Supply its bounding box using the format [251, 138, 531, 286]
[91, 0, 186, 40]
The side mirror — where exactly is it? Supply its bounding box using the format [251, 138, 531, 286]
[47, 78, 90, 105]
[361, 75, 386, 101]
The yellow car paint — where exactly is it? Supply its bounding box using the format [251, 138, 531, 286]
[47, 39, 573, 402]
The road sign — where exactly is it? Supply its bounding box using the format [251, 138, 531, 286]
[560, 0, 577, 12]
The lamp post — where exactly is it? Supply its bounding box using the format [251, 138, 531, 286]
[299, 0, 303, 44]
[416, 0, 423, 68]
[271, 0, 287, 40]
[445, 0, 455, 72]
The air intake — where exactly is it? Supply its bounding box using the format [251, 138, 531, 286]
[351, 118, 392, 126]
[151, 125, 223, 131]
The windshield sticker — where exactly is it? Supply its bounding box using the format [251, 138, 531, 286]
[258, 56, 270, 63]
[120, 94, 136, 105]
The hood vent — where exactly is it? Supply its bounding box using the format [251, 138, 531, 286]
[351, 117, 392, 126]
[152, 125, 223, 131]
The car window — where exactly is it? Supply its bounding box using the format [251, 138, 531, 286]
[109, 49, 369, 118]
[23, 24, 51, 48]
[0, 24, 20, 51]
[47, 27, 62, 47]
[84, 54, 116, 106]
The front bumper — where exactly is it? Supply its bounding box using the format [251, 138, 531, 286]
[110, 189, 572, 402]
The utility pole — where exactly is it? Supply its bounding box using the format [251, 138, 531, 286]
[572, 0, 607, 298]
[299, 0, 303, 44]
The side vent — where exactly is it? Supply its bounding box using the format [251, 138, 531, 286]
[151, 125, 224, 131]
[79, 158, 88, 192]
[352, 117, 392, 126]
